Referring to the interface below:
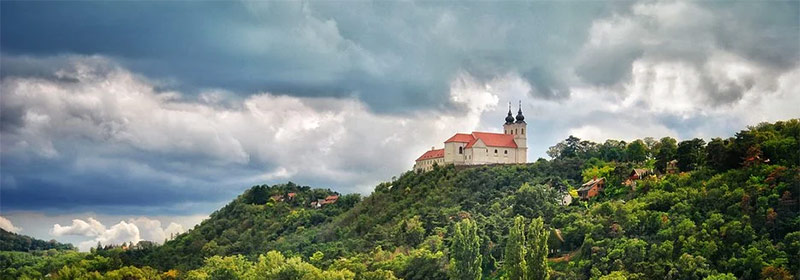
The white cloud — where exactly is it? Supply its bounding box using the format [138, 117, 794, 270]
[0, 216, 22, 233]
[51, 217, 106, 237]
[129, 217, 184, 243]
[0, 56, 505, 195]
[49, 216, 187, 251]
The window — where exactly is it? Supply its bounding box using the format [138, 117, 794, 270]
[504, 150, 508, 154]
[494, 149, 498, 153]
[459, 147, 463, 154]
[522, 128, 524, 134]
[516, 128, 518, 134]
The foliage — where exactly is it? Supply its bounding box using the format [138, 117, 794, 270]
[449, 219, 482, 280]
[504, 216, 527, 280]
[0, 229, 75, 252]
[525, 217, 549, 280]
[2, 119, 798, 280]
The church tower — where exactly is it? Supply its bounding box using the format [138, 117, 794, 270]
[503, 101, 527, 162]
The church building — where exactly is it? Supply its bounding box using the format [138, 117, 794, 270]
[414, 103, 528, 172]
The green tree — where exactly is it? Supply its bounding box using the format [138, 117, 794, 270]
[525, 217, 549, 280]
[655, 137, 677, 173]
[705, 138, 733, 172]
[626, 140, 648, 163]
[504, 216, 527, 280]
[676, 138, 705, 171]
[449, 219, 482, 280]
[598, 140, 627, 162]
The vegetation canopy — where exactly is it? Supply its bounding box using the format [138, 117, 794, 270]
[2, 119, 799, 280]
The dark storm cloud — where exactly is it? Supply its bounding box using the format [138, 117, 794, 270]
[1, 1, 613, 112]
[1, 0, 798, 219]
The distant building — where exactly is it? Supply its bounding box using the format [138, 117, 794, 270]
[414, 102, 528, 172]
[311, 195, 339, 208]
[629, 168, 652, 181]
[625, 168, 653, 190]
[666, 160, 679, 174]
[577, 177, 605, 200]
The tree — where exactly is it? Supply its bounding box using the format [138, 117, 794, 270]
[598, 140, 627, 162]
[504, 216, 527, 280]
[705, 138, 733, 172]
[655, 137, 678, 173]
[514, 183, 559, 220]
[449, 219, 482, 280]
[626, 140, 648, 163]
[525, 217, 549, 280]
[676, 138, 705, 171]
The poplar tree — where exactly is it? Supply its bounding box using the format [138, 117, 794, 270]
[449, 219, 482, 280]
[504, 216, 527, 280]
[526, 217, 549, 280]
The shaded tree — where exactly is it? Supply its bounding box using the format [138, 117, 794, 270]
[655, 137, 678, 173]
[625, 140, 648, 163]
[504, 216, 527, 280]
[677, 138, 706, 172]
[449, 219, 482, 280]
[525, 217, 549, 280]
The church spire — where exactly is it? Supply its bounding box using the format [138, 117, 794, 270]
[515, 100, 525, 123]
[505, 102, 514, 124]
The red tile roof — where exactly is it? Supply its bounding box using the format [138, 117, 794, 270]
[445, 133, 475, 143]
[465, 132, 517, 148]
[416, 149, 444, 161]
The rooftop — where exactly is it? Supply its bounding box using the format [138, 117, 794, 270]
[416, 148, 444, 161]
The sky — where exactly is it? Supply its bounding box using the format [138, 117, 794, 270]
[1, 0, 798, 250]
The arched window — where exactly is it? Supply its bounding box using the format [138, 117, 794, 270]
[459, 147, 463, 154]
[494, 149, 498, 153]
[522, 128, 524, 134]
[504, 150, 508, 154]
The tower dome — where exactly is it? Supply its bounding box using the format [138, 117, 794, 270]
[505, 104, 514, 124]
[515, 102, 525, 123]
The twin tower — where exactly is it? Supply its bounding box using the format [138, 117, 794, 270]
[503, 101, 527, 144]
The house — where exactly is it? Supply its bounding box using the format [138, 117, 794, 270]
[321, 195, 339, 205]
[666, 159, 679, 174]
[414, 102, 528, 172]
[270, 194, 284, 202]
[625, 168, 652, 190]
[629, 168, 652, 181]
[577, 177, 605, 200]
[287, 192, 296, 200]
[311, 195, 339, 208]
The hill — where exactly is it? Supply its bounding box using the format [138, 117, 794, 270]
[1, 119, 798, 280]
[0, 228, 75, 252]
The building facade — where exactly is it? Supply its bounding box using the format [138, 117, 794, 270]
[414, 103, 528, 172]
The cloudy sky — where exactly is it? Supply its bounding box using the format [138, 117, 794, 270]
[1, 1, 798, 250]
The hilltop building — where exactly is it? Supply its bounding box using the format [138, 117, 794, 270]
[414, 102, 528, 172]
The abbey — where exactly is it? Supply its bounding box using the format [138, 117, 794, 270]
[414, 103, 527, 172]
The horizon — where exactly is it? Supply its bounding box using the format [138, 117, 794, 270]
[1, 0, 798, 250]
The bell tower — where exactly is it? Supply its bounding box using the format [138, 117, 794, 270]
[503, 101, 527, 163]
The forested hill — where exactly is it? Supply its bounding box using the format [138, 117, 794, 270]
[2, 119, 799, 280]
[0, 229, 75, 252]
